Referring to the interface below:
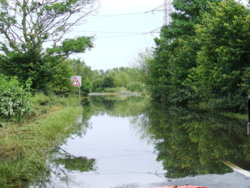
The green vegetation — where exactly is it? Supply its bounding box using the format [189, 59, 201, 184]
[0, 75, 31, 121]
[0, 1, 98, 186]
[145, 0, 250, 111]
[0, 1, 145, 185]
[0, 95, 82, 187]
[91, 67, 145, 93]
[0, 0, 95, 92]
[54, 157, 95, 172]
[88, 95, 147, 117]
[0, 0, 145, 98]
[1, 0, 248, 186]
[137, 104, 250, 178]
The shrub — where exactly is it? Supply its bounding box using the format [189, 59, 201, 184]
[0, 75, 31, 120]
[128, 82, 144, 92]
[81, 78, 91, 96]
[45, 62, 74, 96]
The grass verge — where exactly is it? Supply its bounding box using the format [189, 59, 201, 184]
[0, 94, 83, 187]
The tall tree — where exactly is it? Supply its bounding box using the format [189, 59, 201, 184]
[0, 0, 96, 91]
[148, 0, 221, 105]
[189, 0, 250, 111]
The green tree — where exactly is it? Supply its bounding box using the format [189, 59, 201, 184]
[189, 0, 250, 111]
[102, 76, 115, 88]
[69, 59, 96, 95]
[108, 70, 129, 88]
[106, 67, 144, 91]
[46, 61, 74, 96]
[133, 49, 152, 85]
[92, 79, 103, 92]
[0, 0, 96, 92]
[148, 0, 221, 105]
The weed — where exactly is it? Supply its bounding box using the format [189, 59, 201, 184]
[0, 94, 82, 187]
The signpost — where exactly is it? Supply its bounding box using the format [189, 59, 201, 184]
[71, 76, 82, 87]
[70, 76, 82, 99]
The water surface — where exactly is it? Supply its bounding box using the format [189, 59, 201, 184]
[42, 96, 165, 188]
[34, 96, 250, 188]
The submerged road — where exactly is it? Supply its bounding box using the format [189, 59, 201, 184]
[33, 96, 250, 188]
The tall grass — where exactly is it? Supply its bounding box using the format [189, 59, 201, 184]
[0, 94, 82, 187]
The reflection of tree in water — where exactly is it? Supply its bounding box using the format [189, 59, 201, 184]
[90, 96, 115, 110]
[34, 150, 96, 187]
[52, 148, 95, 172]
[54, 157, 95, 172]
[85, 96, 146, 117]
[137, 105, 250, 178]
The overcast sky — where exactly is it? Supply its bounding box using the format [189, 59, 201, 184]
[69, 0, 248, 71]
[70, 0, 164, 70]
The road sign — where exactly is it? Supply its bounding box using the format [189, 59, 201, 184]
[70, 76, 82, 87]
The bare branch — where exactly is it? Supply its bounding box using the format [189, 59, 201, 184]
[21, 0, 30, 46]
[54, 7, 98, 44]
[0, 29, 21, 52]
[9, 27, 25, 44]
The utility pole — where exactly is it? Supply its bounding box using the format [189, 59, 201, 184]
[164, 0, 174, 25]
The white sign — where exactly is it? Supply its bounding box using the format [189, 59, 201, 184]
[70, 76, 82, 87]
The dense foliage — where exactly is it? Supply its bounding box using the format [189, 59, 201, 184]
[0, 0, 95, 92]
[190, 0, 250, 110]
[91, 67, 145, 93]
[68, 59, 95, 95]
[147, 0, 250, 111]
[0, 0, 99, 122]
[0, 75, 31, 120]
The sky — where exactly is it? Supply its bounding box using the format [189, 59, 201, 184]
[68, 0, 248, 71]
[70, 0, 164, 70]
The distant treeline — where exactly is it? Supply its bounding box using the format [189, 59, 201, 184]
[90, 67, 145, 93]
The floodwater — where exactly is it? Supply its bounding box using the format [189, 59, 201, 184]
[33, 96, 250, 188]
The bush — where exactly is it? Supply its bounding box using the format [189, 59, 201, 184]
[92, 79, 103, 92]
[81, 79, 91, 95]
[0, 75, 31, 120]
[45, 62, 74, 96]
[128, 82, 144, 92]
[91, 76, 116, 92]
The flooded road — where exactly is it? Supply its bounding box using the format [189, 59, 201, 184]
[50, 115, 165, 187]
[34, 96, 250, 188]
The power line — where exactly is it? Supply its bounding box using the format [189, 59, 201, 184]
[88, 29, 161, 39]
[74, 27, 161, 38]
[74, 30, 145, 34]
[80, 33, 156, 39]
[95, 34, 145, 39]
[90, 12, 146, 18]
[88, 4, 165, 19]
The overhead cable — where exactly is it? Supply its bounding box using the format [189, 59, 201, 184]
[88, 4, 165, 19]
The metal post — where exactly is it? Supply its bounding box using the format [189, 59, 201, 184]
[164, 0, 173, 25]
[247, 98, 250, 135]
[79, 86, 81, 100]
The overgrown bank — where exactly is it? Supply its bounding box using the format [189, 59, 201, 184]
[0, 94, 83, 187]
